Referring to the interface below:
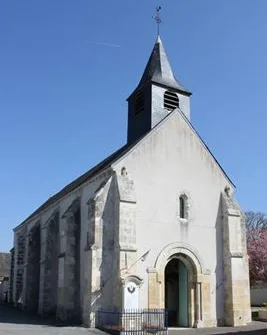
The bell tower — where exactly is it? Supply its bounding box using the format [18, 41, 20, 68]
[127, 35, 192, 144]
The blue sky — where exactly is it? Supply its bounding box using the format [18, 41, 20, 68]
[1, 1, 267, 252]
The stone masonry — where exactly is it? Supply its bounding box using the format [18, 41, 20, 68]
[222, 188, 251, 326]
[39, 212, 59, 316]
[57, 199, 81, 324]
[13, 228, 26, 305]
[24, 224, 41, 311]
[8, 248, 15, 304]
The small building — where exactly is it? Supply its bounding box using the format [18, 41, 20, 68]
[10, 35, 251, 328]
[0, 252, 11, 303]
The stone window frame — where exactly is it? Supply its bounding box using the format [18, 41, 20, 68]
[177, 191, 191, 224]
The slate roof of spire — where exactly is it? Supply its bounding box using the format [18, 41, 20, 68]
[133, 35, 191, 95]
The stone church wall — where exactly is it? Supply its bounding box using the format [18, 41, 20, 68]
[73, 170, 114, 326]
[13, 226, 27, 305]
[11, 168, 113, 326]
[39, 211, 59, 316]
[24, 223, 41, 311]
[8, 248, 15, 303]
[222, 193, 251, 326]
[83, 173, 120, 327]
[56, 200, 81, 323]
[100, 176, 120, 310]
[112, 110, 250, 326]
[10, 110, 251, 328]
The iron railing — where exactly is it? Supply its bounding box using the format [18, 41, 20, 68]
[96, 309, 168, 335]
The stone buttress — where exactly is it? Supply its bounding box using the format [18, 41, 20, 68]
[13, 226, 27, 306]
[39, 211, 59, 316]
[56, 199, 81, 324]
[115, 167, 137, 306]
[86, 175, 116, 327]
[222, 188, 251, 326]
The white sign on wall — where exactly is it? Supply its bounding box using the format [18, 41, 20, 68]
[124, 281, 139, 310]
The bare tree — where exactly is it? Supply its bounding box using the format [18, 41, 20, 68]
[245, 211, 267, 285]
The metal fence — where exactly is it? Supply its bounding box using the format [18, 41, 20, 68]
[96, 309, 168, 335]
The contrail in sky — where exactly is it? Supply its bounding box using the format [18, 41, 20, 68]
[88, 40, 121, 48]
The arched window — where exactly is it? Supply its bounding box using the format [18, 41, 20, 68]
[179, 194, 188, 220]
[179, 196, 185, 219]
[164, 90, 179, 111]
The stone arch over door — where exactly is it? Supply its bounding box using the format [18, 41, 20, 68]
[147, 243, 212, 328]
[155, 243, 204, 278]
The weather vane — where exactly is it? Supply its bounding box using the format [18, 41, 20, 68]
[153, 6, 162, 36]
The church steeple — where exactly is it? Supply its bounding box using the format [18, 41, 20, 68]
[136, 36, 190, 95]
[127, 36, 192, 144]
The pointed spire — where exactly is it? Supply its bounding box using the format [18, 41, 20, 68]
[135, 36, 191, 95]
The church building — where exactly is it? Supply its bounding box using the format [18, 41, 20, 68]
[9, 35, 251, 328]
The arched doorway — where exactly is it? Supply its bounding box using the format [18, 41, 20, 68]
[165, 258, 189, 327]
[154, 243, 207, 328]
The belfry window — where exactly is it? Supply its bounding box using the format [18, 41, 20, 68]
[164, 90, 179, 111]
[179, 194, 188, 220]
[134, 91, 144, 115]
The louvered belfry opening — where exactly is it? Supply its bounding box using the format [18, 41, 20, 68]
[164, 90, 179, 111]
[134, 91, 144, 115]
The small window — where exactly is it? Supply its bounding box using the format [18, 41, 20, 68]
[164, 91, 179, 111]
[179, 194, 188, 220]
[134, 91, 144, 115]
[179, 196, 185, 219]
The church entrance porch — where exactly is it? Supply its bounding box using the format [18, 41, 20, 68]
[148, 243, 212, 328]
[165, 258, 188, 327]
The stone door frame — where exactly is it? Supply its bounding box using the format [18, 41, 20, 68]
[148, 242, 211, 328]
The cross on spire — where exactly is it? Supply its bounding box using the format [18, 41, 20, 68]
[153, 6, 162, 36]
